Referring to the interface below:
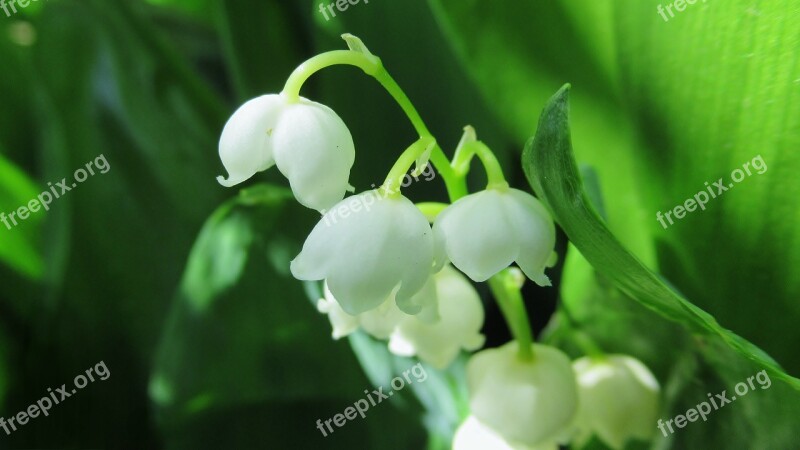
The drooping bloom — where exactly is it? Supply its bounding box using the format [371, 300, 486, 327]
[452, 416, 558, 450]
[292, 190, 435, 315]
[388, 265, 485, 369]
[572, 355, 660, 449]
[217, 94, 355, 212]
[467, 342, 577, 447]
[432, 188, 555, 285]
[316, 278, 433, 341]
[317, 265, 485, 369]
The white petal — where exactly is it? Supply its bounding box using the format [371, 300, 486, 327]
[453, 416, 517, 450]
[453, 416, 558, 450]
[405, 274, 440, 323]
[217, 94, 283, 187]
[387, 198, 436, 315]
[433, 190, 519, 282]
[316, 284, 359, 339]
[291, 192, 434, 315]
[503, 189, 556, 287]
[468, 342, 578, 446]
[359, 291, 406, 339]
[389, 266, 484, 369]
[272, 98, 355, 211]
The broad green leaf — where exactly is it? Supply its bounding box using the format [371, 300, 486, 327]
[152, 184, 423, 448]
[523, 85, 800, 391]
[150, 184, 355, 416]
[610, 0, 800, 376]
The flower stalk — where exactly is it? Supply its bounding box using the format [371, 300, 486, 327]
[487, 269, 535, 361]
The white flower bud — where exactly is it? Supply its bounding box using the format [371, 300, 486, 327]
[433, 188, 555, 285]
[389, 265, 485, 369]
[292, 190, 435, 315]
[453, 416, 558, 450]
[572, 355, 660, 449]
[217, 94, 355, 212]
[467, 342, 577, 447]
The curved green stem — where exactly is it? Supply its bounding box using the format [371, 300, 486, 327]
[488, 269, 534, 361]
[382, 137, 435, 197]
[282, 50, 381, 103]
[452, 139, 508, 190]
[280, 47, 466, 201]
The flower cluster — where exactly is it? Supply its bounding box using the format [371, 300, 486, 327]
[216, 37, 557, 368]
[215, 34, 662, 450]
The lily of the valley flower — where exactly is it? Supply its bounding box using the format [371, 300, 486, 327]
[317, 265, 485, 369]
[292, 190, 435, 315]
[432, 188, 556, 285]
[452, 416, 558, 450]
[467, 342, 577, 447]
[217, 94, 355, 212]
[316, 278, 436, 341]
[572, 355, 660, 449]
[389, 265, 485, 369]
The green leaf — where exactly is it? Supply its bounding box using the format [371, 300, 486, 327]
[523, 85, 800, 391]
[347, 331, 469, 450]
[547, 244, 800, 449]
[611, 0, 800, 377]
[151, 184, 424, 448]
[151, 184, 359, 418]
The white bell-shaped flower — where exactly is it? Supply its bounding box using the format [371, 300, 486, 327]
[217, 94, 355, 212]
[432, 188, 555, 284]
[316, 281, 429, 341]
[572, 355, 660, 449]
[467, 342, 577, 447]
[452, 416, 558, 450]
[316, 265, 482, 368]
[389, 265, 485, 369]
[292, 190, 435, 315]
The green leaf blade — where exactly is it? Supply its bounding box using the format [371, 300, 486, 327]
[523, 85, 800, 391]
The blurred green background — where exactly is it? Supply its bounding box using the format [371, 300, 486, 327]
[0, 0, 797, 448]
